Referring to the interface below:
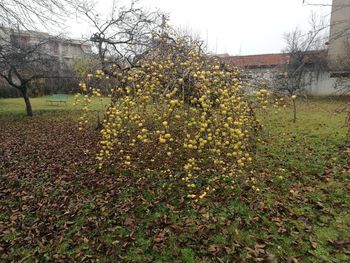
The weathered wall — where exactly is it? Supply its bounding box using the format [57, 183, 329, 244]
[328, 0, 350, 71]
[304, 71, 337, 96]
[245, 67, 350, 96]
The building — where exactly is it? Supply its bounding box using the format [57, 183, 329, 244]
[0, 27, 91, 65]
[221, 0, 350, 96]
[328, 0, 350, 72]
[221, 51, 334, 96]
[0, 27, 92, 97]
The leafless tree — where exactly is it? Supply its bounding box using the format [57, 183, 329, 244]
[0, 28, 62, 116]
[271, 15, 328, 122]
[0, 0, 91, 115]
[0, 0, 82, 30]
[302, 1, 350, 49]
[77, 0, 164, 75]
[303, 0, 350, 93]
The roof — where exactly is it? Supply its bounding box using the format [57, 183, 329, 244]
[222, 53, 289, 68]
[221, 50, 328, 68]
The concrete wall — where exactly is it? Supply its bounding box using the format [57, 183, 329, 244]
[245, 67, 350, 96]
[305, 71, 337, 96]
[328, 0, 350, 71]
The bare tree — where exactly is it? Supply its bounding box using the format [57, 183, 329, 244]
[271, 15, 328, 122]
[0, 28, 62, 116]
[77, 0, 164, 76]
[302, 1, 350, 51]
[0, 0, 82, 30]
[0, 0, 91, 115]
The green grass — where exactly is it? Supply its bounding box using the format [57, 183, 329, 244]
[257, 98, 348, 173]
[251, 98, 350, 261]
[0, 95, 110, 115]
[0, 96, 349, 262]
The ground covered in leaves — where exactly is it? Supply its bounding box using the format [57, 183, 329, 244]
[0, 99, 350, 262]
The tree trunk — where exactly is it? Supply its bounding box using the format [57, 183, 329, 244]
[21, 87, 33, 116]
[292, 99, 297, 123]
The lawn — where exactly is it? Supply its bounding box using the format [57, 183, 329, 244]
[0, 95, 110, 115]
[0, 96, 349, 262]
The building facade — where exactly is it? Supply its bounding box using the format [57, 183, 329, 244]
[328, 0, 350, 72]
[0, 27, 91, 65]
[0, 27, 91, 97]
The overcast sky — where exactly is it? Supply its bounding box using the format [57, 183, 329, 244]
[69, 0, 332, 56]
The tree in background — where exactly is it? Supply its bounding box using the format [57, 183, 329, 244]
[0, 30, 61, 116]
[76, 0, 163, 78]
[0, 0, 90, 115]
[271, 15, 328, 122]
[0, 0, 80, 30]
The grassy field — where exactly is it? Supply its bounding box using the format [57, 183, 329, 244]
[0, 96, 349, 262]
[0, 95, 110, 115]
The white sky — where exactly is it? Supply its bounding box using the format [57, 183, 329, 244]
[68, 0, 332, 55]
